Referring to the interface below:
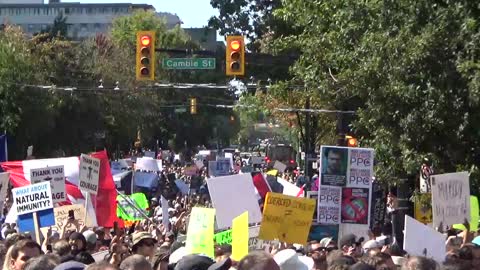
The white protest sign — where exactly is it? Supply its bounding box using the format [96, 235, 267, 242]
[13, 181, 53, 215]
[404, 215, 446, 263]
[346, 148, 374, 188]
[30, 165, 66, 203]
[79, 154, 100, 195]
[224, 153, 234, 169]
[136, 157, 160, 171]
[431, 172, 470, 228]
[317, 185, 341, 224]
[273, 161, 287, 173]
[161, 195, 170, 227]
[207, 174, 262, 229]
[144, 151, 156, 158]
[0, 172, 10, 215]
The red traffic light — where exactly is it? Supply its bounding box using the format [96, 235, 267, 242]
[346, 136, 358, 147]
[141, 35, 151, 46]
[230, 40, 241, 51]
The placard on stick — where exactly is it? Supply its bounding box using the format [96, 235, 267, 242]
[79, 154, 100, 195]
[30, 165, 67, 204]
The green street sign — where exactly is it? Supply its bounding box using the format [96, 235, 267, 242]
[174, 107, 187, 113]
[162, 58, 216, 70]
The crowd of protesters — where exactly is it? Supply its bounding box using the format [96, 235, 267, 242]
[0, 149, 478, 270]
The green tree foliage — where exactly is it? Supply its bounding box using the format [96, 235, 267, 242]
[268, 0, 480, 188]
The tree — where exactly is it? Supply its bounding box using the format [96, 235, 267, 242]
[266, 0, 480, 188]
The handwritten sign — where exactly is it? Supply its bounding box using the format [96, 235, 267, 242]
[41, 204, 94, 237]
[404, 215, 445, 263]
[431, 172, 470, 228]
[30, 165, 67, 204]
[186, 207, 215, 258]
[13, 182, 53, 215]
[259, 192, 315, 244]
[232, 211, 248, 261]
[79, 154, 100, 195]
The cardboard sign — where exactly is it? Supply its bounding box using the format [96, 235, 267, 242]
[232, 211, 249, 261]
[273, 161, 287, 173]
[13, 181, 53, 215]
[259, 192, 315, 244]
[317, 186, 341, 224]
[431, 172, 470, 228]
[207, 174, 263, 229]
[30, 165, 67, 203]
[79, 154, 100, 195]
[404, 215, 446, 263]
[41, 204, 94, 237]
[186, 207, 215, 258]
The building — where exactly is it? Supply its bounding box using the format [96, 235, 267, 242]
[0, 2, 182, 40]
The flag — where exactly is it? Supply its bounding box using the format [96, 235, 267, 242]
[251, 172, 271, 200]
[296, 184, 306, 197]
[0, 134, 7, 162]
[1, 150, 119, 227]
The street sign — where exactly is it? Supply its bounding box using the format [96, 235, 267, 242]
[175, 107, 187, 113]
[162, 58, 216, 70]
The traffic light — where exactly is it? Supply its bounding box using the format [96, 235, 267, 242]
[136, 31, 155, 81]
[346, 135, 358, 147]
[226, 35, 245, 76]
[190, 97, 197, 114]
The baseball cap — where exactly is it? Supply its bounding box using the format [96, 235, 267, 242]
[339, 234, 364, 248]
[132, 231, 156, 247]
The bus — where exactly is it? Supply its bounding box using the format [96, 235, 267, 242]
[265, 144, 297, 170]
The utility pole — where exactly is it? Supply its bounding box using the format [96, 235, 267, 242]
[304, 97, 311, 177]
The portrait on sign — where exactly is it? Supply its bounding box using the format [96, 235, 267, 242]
[321, 147, 348, 186]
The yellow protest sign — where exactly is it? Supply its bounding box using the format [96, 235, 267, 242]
[453, 196, 479, 231]
[414, 193, 432, 225]
[186, 207, 215, 258]
[232, 211, 249, 261]
[259, 192, 315, 244]
[266, 170, 278, 176]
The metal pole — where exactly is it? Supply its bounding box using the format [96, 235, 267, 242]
[304, 97, 311, 178]
[116, 189, 153, 222]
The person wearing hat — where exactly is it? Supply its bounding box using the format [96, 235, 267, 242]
[274, 249, 313, 270]
[174, 254, 214, 270]
[339, 234, 364, 258]
[131, 231, 157, 260]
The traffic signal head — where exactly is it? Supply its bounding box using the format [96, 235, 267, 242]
[226, 36, 245, 76]
[190, 97, 197, 114]
[346, 135, 358, 147]
[136, 31, 155, 81]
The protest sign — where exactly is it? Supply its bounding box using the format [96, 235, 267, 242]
[346, 148, 374, 188]
[225, 153, 234, 169]
[404, 215, 445, 263]
[79, 154, 100, 195]
[30, 165, 67, 204]
[207, 174, 262, 229]
[133, 172, 158, 189]
[241, 166, 254, 173]
[40, 204, 94, 238]
[232, 211, 249, 261]
[309, 224, 339, 242]
[116, 193, 149, 221]
[214, 226, 260, 246]
[144, 151, 155, 158]
[320, 146, 348, 186]
[186, 207, 215, 258]
[161, 196, 170, 227]
[136, 157, 160, 171]
[13, 181, 53, 215]
[306, 191, 318, 222]
[414, 193, 433, 225]
[369, 182, 387, 229]
[184, 166, 198, 176]
[195, 160, 204, 170]
[209, 159, 230, 177]
[453, 196, 479, 232]
[0, 173, 9, 213]
[273, 161, 287, 173]
[251, 156, 265, 165]
[317, 186, 341, 224]
[341, 188, 369, 224]
[259, 192, 315, 244]
[431, 172, 470, 228]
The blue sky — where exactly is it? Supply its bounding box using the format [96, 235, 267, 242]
[61, 0, 218, 28]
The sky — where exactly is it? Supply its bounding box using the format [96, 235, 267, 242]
[61, 0, 219, 28]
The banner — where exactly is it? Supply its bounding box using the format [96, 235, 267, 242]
[259, 192, 315, 244]
[30, 165, 67, 204]
[186, 207, 215, 258]
[79, 154, 100, 195]
[116, 193, 149, 221]
[431, 172, 470, 228]
[369, 182, 387, 229]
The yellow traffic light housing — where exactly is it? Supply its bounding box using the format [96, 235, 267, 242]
[136, 31, 155, 81]
[346, 135, 358, 147]
[190, 97, 197, 114]
[226, 36, 245, 76]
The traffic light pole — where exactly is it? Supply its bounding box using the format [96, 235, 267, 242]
[304, 97, 311, 178]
